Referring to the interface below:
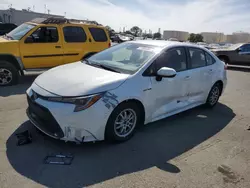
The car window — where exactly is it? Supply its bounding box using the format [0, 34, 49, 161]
[88, 28, 108, 42]
[63, 26, 87, 42]
[155, 48, 187, 72]
[188, 48, 206, 68]
[28, 27, 58, 43]
[240, 44, 250, 52]
[205, 52, 216, 65]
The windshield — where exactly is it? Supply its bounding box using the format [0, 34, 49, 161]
[7, 23, 35, 40]
[87, 43, 160, 74]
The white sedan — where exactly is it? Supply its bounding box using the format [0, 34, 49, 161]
[26, 41, 227, 142]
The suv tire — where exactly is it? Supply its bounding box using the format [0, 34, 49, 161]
[0, 60, 19, 86]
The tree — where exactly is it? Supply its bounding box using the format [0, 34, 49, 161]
[153, 32, 162, 39]
[188, 33, 204, 42]
[125, 30, 134, 36]
[130, 26, 142, 37]
[105, 25, 115, 37]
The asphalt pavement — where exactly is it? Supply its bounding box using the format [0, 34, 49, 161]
[0, 68, 250, 188]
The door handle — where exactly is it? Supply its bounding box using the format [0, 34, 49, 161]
[184, 76, 190, 80]
[55, 46, 61, 48]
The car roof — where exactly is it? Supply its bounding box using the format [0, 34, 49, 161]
[129, 40, 207, 50]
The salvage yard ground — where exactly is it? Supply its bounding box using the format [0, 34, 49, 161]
[0, 68, 250, 188]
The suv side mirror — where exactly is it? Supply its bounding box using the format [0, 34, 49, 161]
[157, 67, 176, 78]
[25, 36, 34, 43]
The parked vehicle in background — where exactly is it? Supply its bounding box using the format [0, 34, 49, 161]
[211, 43, 250, 66]
[26, 40, 227, 143]
[0, 23, 17, 36]
[0, 17, 110, 86]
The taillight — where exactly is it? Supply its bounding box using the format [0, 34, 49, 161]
[108, 42, 111, 47]
[224, 64, 227, 70]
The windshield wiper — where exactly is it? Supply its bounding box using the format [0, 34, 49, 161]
[84, 60, 120, 73]
[5, 35, 14, 40]
[98, 64, 121, 73]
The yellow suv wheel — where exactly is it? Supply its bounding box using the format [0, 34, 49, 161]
[0, 61, 19, 86]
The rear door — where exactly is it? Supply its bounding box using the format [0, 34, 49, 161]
[61, 25, 89, 64]
[87, 26, 110, 53]
[20, 25, 63, 69]
[186, 47, 209, 104]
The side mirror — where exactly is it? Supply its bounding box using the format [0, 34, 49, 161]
[25, 36, 34, 43]
[237, 47, 242, 52]
[157, 67, 177, 78]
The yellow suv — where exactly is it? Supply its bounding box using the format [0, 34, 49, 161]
[0, 17, 111, 86]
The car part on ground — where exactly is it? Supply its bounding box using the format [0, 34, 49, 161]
[15, 130, 32, 146]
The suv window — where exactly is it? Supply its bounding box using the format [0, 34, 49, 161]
[89, 28, 108, 42]
[154, 47, 187, 72]
[240, 44, 250, 52]
[205, 52, 216, 65]
[28, 27, 58, 43]
[188, 48, 206, 68]
[63, 26, 87, 42]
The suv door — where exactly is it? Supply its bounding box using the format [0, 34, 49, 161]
[186, 47, 210, 103]
[238, 44, 250, 65]
[87, 26, 110, 53]
[20, 25, 63, 69]
[146, 47, 190, 121]
[62, 25, 89, 64]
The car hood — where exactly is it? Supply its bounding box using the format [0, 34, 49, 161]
[35, 62, 130, 97]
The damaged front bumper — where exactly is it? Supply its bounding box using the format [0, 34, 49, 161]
[26, 86, 113, 143]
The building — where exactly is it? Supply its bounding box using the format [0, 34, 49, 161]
[230, 32, 250, 43]
[163, 30, 189, 41]
[201, 32, 226, 43]
[0, 8, 64, 25]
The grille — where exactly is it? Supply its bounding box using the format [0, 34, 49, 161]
[27, 95, 64, 138]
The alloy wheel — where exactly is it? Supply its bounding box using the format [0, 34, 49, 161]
[209, 86, 220, 106]
[0, 68, 12, 85]
[114, 108, 137, 137]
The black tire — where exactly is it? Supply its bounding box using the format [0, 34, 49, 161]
[0, 60, 19, 86]
[219, 56, 229, 65]
[105, 102, 142, 142]
[206, 83, 222, 108]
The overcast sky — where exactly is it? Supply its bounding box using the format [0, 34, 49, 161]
[1, 0, 250, 34]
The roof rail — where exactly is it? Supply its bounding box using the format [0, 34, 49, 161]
[30, 17, 69, 24]
[30, 17, 101, 25]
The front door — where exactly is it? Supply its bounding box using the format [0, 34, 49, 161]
[146, 47, 190, 121]
[20, 25, 63, 69]
[237, 44, 250, 66]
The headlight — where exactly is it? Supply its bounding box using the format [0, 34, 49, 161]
[47, 93, 103, 112]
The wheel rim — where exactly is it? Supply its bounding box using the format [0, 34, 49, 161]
[209, 86, 220, 105]
[0, 68, 12, 85]
[114, 108, 137, 137]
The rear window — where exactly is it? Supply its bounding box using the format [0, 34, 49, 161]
[89, 27, 108, 42]
[63, 26, 87, 42]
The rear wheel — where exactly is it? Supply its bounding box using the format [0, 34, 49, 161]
[219, 56, 229, 65]
[0, 61, 19, 86]
[105, 102, 141, 142]
[206, 83, 222, 107]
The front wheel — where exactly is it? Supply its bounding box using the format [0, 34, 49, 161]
[0, 61, 19, 86]
[105, 102, 141, 142]
[206, 83, 222, 107]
